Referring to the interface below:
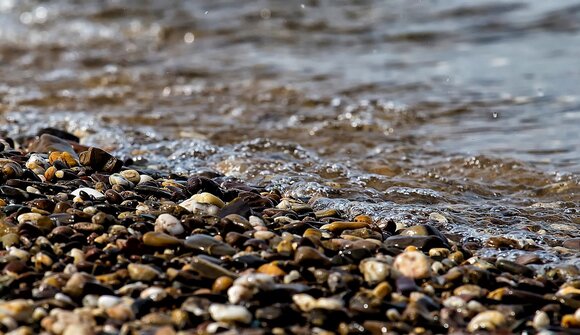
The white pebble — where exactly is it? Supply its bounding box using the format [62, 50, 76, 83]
[98, 295, 121, 309]
[533, 310, 550, 330]
[71, 188, 105, 199]
[155, 213, 184, 236]
[467, 310, 507, 332]
[209, 304, 252, 324]
[394, 251, 431, 279]
[359, 258, 391, 284]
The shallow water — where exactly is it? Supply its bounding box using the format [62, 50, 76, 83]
[0, 0, 579, 269]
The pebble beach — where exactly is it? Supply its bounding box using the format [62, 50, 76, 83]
[0, 129, 578, 334]
[1, 1, 580, 334]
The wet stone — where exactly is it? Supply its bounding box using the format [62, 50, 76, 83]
[295, 246, 332, 268]
[142, 232, 183, 248]
[496, 258, 534, 277]
[563, 238, 580, 250]
[184, 234, 236, 256]
[79, 147, 123, 173]
[384, 235, 448, 251]
[128, 264, 161, 282]
[155, 213, 184, 236]
[209, 304, 252, 324]
[394, 251, 431, 279]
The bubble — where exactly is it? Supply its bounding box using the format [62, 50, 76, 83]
[184, 32, 195, 44]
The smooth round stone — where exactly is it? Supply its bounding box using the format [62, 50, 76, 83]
[292, 294, 343, 312]
[253, 231, 276, 240]
[106, 302, 134, 322]
[191, 192, 225, 208]
[429, 248, 450, 259]
[515, 254, 543, 265]
[138, 174, 154, 184]
[212, 276, 234, 293]
[143, 232, 183, 248]
[71, 188, 105, 199]
[394, 251, 431, 279]
[384, 235, 447, 251]
[97, 295, 121, 309]
[63, 324, 93, 335]
[227, 284, 253, 304]
[294, 246, 332, 268]
[209, 304, 252, 324]
[184, 234, 236, 257]
[533, 310, 550, 330]
[140, 287, 167, 301]
[467, 310, 508, 332]
[28, 134, 78, 157]
[109, 174, 134, 188]
[190, 256, 238, 280]
[563, 238, 580, 250]
[257, 263, 286, 276]
[0, 299, 35, 322]
[320, 221, 369, 233]
[120, 169, 141, 184]
[359, 258, 392, 284]
[17, 213, 45, 225]
[496, 259, 534, 277]
[178, 199, 220, 216]
[429, 212, 448, 223]
[314, 208, 338, 219]
[155, 213, 184, 236]
[127, 264, 160, 282]
[233, 273, 275, 290]
[1, 233, 20, 248]
[249, 215, 265, 227]
[453, 284, 486, 298]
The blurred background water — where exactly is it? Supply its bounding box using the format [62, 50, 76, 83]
[0, 0, 579, 268]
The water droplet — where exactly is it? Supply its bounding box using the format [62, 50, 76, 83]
[19, 12, 32, 25]
[184, 32, 195, 44]
[204, 10, 209, 15]
[492, 112, 499, 119]
[300, 4, 306, 9]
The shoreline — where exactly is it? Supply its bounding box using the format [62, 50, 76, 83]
[0, 129, 579, 334]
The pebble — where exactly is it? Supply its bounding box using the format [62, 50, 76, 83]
[359, 258, 392, 284]
[0, 300, 35, 322]
[184, 234, 236, 256]
[320, 221, 369, 233]
[209, 304, 252, 324]
[467, 310, 508, 332]
[563, 238, 580, 250]
[0, 139, 574, 334]
[292, 294, 344, 312]
[28, 134, 78, 158]
[97, 295, 121, 309]
[393, 251, 431, 279]
[109, 173, 134, 188]
[127, 264, 161, 281]
[71, 188, 105, 199]
[295, 246, 332, 268]
[155, 213, 184, 235]
[533, 310, 550, 330]
[178, 197, 221, 215]
[119, 169, 141, 184]
[142, 232, 183, 247]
